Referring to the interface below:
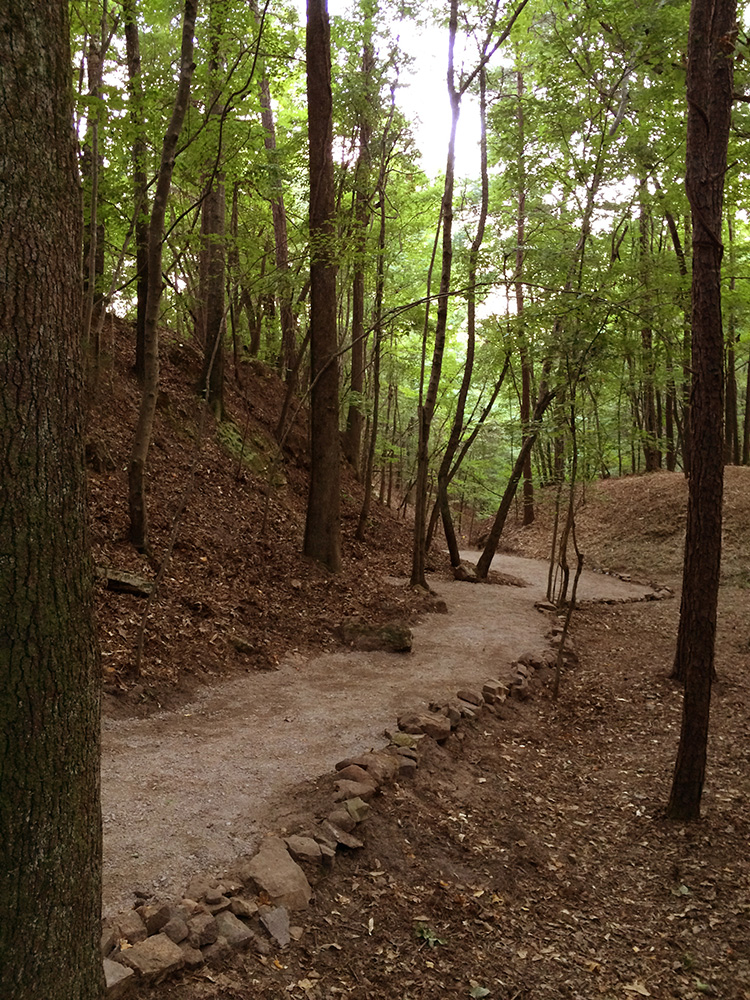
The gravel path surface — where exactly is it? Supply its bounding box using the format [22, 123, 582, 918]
[101, 554, 652, 916]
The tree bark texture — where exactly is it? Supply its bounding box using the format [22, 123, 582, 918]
[343, 37, 374, 476]
[0, 3, 103, 996]
[128, 0, 198, 551]
[667, 0, 734, 822]
[198, 0, 227, 418]
[304, 0, 342, 572]
[123, 0, 150, 383]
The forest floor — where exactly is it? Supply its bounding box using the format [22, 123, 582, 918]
[90, 323, 750, 999]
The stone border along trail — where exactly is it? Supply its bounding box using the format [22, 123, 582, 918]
[101, 552, 660, 921]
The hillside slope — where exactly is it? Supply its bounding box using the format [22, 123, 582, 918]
[87, 320, 435, 717]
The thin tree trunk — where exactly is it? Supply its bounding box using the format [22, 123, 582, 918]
[198, 0, 227, 418]
[475, 385, 556, 580]
[304, 0, 341, 572]
[128, 0, 198, 552]
[344, 35, 374, 476]
[435, 66, 490, 567]
[124, 0, 150, 383]
[667, 0, 734, 821]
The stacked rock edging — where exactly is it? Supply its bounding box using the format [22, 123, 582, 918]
[101, 622, 575, 997]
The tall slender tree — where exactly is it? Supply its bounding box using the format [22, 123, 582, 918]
[0, 2, 103, 996]
[667, 0, 735, 821]
[304, 0, 342, 572]
[128, 0, 199, 552]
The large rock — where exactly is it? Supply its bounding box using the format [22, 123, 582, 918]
[114, 933, 184, 983]
[104, 957, 134, 999]
[114, 910, 147, 946]
[397, 711, 451, 742]
[285, 835, 323, 864]
[214, 910, 255, 949]
[336, 752, 399, 785]
[334, 779, 376, 802]
[234, 837, 312, 911]
[186, 912, 219, 949]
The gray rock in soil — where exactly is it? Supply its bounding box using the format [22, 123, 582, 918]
[348, 752, 400, 784]
[456, 688, 483, 706]
[186, 912, 219, 948]
[179, 943, 204, 969]
[234, 837, 312, 911]
[184, 874, 218, 902]
[394, 746, 418, 760]
[344, 796, 371, 823]
[202, 935, 232, 965]
[104, 957, 134, 999]
[162, 917, 189, 944]
[114, 910, 148, 946]
[317, 820, 364, 850]
[259, 905, 291, 948]
[327, 806, 357, 832]
[114, 933, 185, 983]
[229, 896, 259, 919]
[482, 679, 509, 703]
[334, 763, 373, 784]
[135, 902, 172, 936]
[285, 835, 323, 864]
[204, 887, 227, 905]
[397, 711, 452, 742]
[205, 895, 232, 914]
[334, 779, 377, 802]
[387, 730, 424, 749]
[396, 756, 417, 778]
[214, 910, 255, 949]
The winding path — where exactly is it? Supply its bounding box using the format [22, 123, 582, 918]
[101, 553, 652, 916]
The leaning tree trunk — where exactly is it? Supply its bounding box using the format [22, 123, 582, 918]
[475, 385, 556, 580]
[435, 66, 490, 566]
[304, 0, 342, 572]
[667, 0, 734, 822]
[128, 0, 198, 552]
[0, 3, 103, 997]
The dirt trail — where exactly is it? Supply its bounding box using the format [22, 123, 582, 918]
[101, 554, 652, 916]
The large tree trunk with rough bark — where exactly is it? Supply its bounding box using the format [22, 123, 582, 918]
[0, 3, 103, 996]
[304, 0, 342, 572]
[667, 0, 734, 822]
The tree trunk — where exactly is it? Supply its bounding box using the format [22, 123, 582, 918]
[128, 0, 198, 552]
[475, 386, 556, 580]
[410, 0, 460, 589]
[343, 35, 375, 477]
[640, 193, 661, 471]
[516, 70, 535, 524]
[435, 67, 490, 566]
[197, 0, 227, 418]
[0, 3, 103, 996]
[667, 0, 734, 822]
[257, 66, 297, 380]
[304, 0, 342, 572]
[123, 0, 150, 383]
